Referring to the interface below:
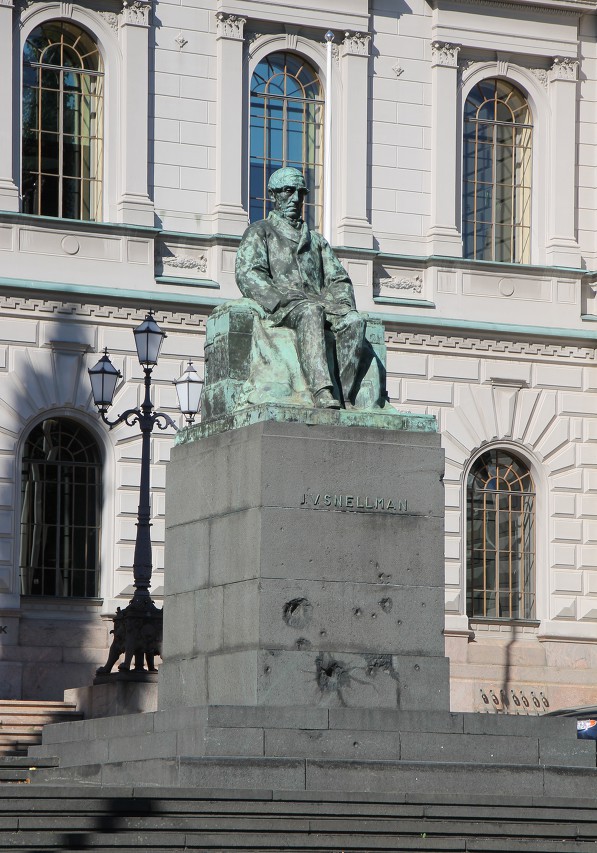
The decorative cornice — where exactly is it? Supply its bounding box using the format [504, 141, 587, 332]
[216, 11, 246, 40]
[386, 330, 597, 361]
[341, 31, 371, 57]
[549, 56, 579, 82]
[0, 0, 14, 7]
[121, 0, 151, 26]
[431, 41, 460, 69]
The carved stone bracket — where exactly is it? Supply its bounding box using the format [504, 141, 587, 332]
[549, 56, 579, 82]
[342, 31, 371, 57]
[431, 41, 460, 68]
[122, 0, 151, 26]
[216, 11, 246, 40]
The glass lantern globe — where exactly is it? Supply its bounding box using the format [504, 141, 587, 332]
[134, 311, 166, 367]
[174, 361, 203, 423]
[88, 349, 121, 410]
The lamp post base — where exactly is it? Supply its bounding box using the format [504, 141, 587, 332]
[96, 598, 163, 677]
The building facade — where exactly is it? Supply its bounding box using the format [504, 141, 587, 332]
[0, 0, 596, 713]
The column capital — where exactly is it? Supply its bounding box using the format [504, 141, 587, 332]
[431, 41, 460, 69]
[215, 12, 246, 41]
[121, 0, 151, 27]
[549, 56, 579, 82]
[341, 31, 370, 57]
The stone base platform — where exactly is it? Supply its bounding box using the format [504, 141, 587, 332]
[28, 704, 597, 796]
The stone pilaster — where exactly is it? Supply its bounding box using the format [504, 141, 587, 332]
[426, 42, 462, 257]
[0, 0, 19, 212]
[116, 0, 155, 225]
[211, 12, 248, 236]
[336, 31, 373, 249]
[546, 56, 581, 267]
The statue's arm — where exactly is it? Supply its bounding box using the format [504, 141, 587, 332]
[235, 225, 283, 313]
[319, 236, 356, 309]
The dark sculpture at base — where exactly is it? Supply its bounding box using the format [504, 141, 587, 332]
[96, 601, 162, 677]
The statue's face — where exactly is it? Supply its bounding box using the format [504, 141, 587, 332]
[270, 183, 307, 223]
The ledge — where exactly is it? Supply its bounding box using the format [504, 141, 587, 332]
[177, 403, 437, 443]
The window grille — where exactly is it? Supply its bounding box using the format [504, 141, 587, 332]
[466, 449, 535, 620]
[20, 418, 101, 598]
[22, 21, 104, 221]
[463, 79, 532, 263]
[249, 51, 324, 230]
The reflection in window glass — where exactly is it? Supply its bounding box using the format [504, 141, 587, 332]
[22, 22, 103, 221]
[250, 52, 323, 230]
[466, 450, 535, 620]
[463, 79, 532, 263]
[20, 418, 101, 598]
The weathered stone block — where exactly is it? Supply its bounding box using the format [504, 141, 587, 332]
[162, 421, 448, 711]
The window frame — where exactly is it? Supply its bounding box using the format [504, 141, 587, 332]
[458, 65, 548, 266]
[249, 50, 324, 231]
[465, 447, 537, 622]
[462, 78, 533, 265]
[22, 20, 105, 222]
[19, 415, 103, 599]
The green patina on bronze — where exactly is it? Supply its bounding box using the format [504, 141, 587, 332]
[185, 167, 436, 439]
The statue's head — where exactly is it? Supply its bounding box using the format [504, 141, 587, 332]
[267, 167, 309, 224]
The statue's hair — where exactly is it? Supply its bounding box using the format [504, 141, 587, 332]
[267, 167, 309, 193]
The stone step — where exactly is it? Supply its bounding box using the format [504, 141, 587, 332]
[0, 700, 82, 757]
[26, 754, 597, 799]
[0, 787, 597, 850]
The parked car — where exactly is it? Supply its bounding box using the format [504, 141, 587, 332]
[544, 706, 597, 740]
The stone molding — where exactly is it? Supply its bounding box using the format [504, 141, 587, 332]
[431, 41, 460, 68]
[0, 0, 13, 6]
[530, 67, 549, 88]
[549, 56, 579, 81]
[216, 11, 246, 40]
[0, 295, 207, 330]
[98, 10, 119, 31]
[121, 0, 151, 26]
[341, 31, 370, 57]
[386, 331, 597, 361]
[162, 253, 208, 273]
[376, 274, 423, 295]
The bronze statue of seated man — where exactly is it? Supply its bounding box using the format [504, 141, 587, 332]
[235, 167, 366, 409]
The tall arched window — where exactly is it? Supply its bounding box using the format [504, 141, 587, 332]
[250, 52, 323, 230]
[463, 79, 532, 264]
[20, 418, 101, 598]
[22, 21, 104, 221]
[467, 449, 535, 620]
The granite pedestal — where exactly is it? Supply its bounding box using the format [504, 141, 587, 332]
[159, 418, 449, 712]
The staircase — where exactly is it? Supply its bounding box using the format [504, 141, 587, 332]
[0, 785, 597, 850]
[0, 701, 82, 757]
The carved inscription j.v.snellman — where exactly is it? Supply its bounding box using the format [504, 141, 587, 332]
[300, 493, 408, 512]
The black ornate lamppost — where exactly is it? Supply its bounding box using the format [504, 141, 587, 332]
[88, 311, 203, 675]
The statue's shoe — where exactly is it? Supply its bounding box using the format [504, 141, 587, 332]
[314, 388, 341, 409]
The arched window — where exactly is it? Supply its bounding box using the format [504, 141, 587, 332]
[22, 21, 104, 221]
[250, 51, 323, 230]
[467, 449, 535, 620]
[20, 418, 101, 598]
[463, 79, 532, 264]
